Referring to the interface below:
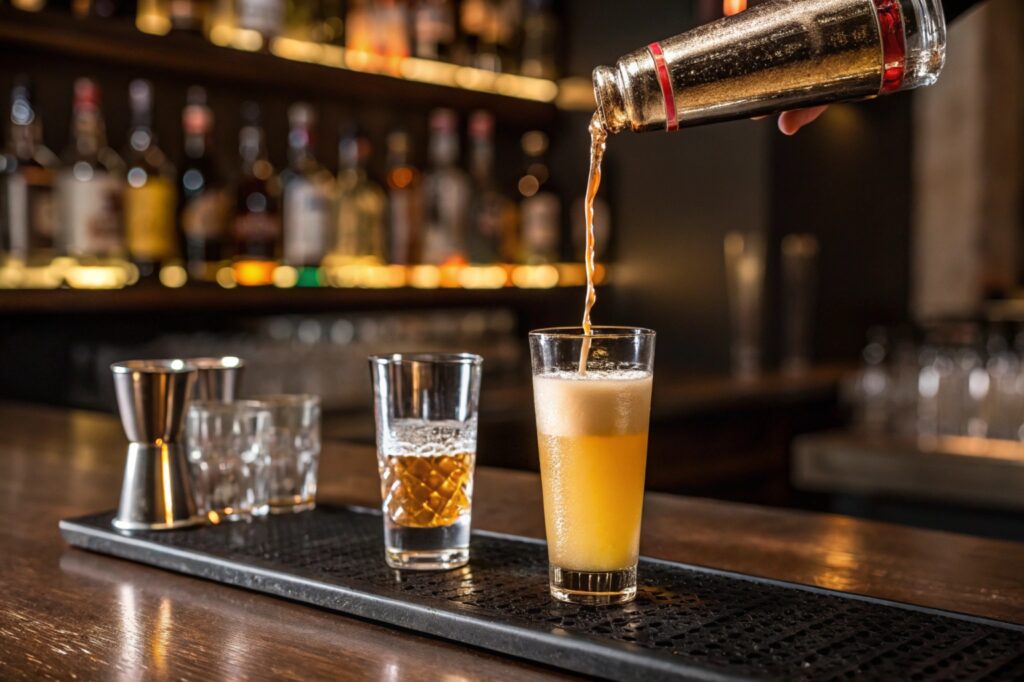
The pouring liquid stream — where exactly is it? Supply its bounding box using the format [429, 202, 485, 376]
[578, 112, 608, 374]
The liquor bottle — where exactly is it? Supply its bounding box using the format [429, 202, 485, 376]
[460, 0, 500, 71]
[466, 110, 514, 264]
[384, 130, 421, 265]
[312, 0, 345, 46]
[345, 0, 375, 54]
[421, 108, 470, 265]
[232, 102, 281, 285]
[136, 0, 172, 35]
[284, 0, 317, 40]
[169, 0, 212, 33]
[235, 0, 284, 44]
[123, 79, 177, 280]
[517, 130, 559, 264]
[1, 77, 59, 266]
[520, 0, 558, 79]
[56, 78, 125, 263]
[592, 0, 947, 133]
[333, 126, 386, 263]
[378, 0, 411, 69]
[280, 103, 333, 275]
[179, 87, 230, 282]
[413, 0, 456, 61]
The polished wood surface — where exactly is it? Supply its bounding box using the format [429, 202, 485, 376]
[2, 403, 1023, 680]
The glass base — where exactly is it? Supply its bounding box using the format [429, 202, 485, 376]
[268, 497, 316, 514]
[384, 515, 470, 571]
[549, 564, 637, 605]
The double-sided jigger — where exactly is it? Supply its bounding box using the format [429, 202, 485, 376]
[190, 356, 245, 403]
[111, 359, 204, 531]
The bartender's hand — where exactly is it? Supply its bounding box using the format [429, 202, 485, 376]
[776, 106, 829, 135]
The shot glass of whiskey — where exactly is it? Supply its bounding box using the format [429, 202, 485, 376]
[368, 353, 483, 571]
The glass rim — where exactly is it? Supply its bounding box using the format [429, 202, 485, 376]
[189, 399, 270, 414]
[248, 393, 321, 406]
[528, 326, 656, 340]
[111, 359, 195, 374]
[368, 352, 484, 366]
[187, 356, 244, 370]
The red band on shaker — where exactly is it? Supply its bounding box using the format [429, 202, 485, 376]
[873, 0, 906, 93]
[647, 42, 678, 131]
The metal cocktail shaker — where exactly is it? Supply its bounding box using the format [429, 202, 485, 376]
[592, 0, 946, 133]
[111, 360, 204, 531]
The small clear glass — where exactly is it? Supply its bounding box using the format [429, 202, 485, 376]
[369, 353, 483, 571]
[187, 400, 272, 522]
[529, 327, 655, 605]
[781, 234, 818, 374]
[256, 394, 322, 513]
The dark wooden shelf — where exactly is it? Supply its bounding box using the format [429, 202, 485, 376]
[0, 285, 584, 315]
[0, 7, 558, 124]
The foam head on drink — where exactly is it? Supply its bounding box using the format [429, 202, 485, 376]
[533, 369, 652, 572]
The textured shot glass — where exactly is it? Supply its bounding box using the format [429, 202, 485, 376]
[187, 400, 272, 522]
[255, 394, 322, 514]
[369, 353, 483, 571]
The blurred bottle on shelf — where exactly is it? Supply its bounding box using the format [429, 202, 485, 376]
[73, 0, 121, 19]
[0, 76, 59, 266]
[466, 110, 514, 264]
[494, 0, 523, 74]
[284, 0, 318, 40]
[332, 125, 386, 263]
[281, 103, 333, 277]
[180, 86, 231, 282]
[169, 0, 213, 33]
[378, 0, 412, 67]
[136, 0, 173, 35]
[384, 129, 421, 265]
[460, 0, 499, 71]
[57, 78, 125, 262]
[517, 130, 559, 263]
[421, 108, 469, 265]
[520, 0, 558, 79]
[235, 0, 284, 45]
[413, 0, 456, 61]
[232, 102, 281, 284]
[312, 0, 345, 45]
[345, 0, 375, 54]
[123, 79, 178, 280]
[11, 0, 47, 12]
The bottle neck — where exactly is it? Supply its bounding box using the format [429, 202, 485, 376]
[288, 125, 316, 170]
[469, 138, 494, 185]
[429, 131, 458, 168]
[240, 126, 268, 172]
[184, 131, 209, 160]
[70, 108, 107, 160]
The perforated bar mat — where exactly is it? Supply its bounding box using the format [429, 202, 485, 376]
[60, 506, 1024, 681]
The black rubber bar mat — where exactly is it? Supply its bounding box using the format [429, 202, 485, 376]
[60, 506, 1024, 681]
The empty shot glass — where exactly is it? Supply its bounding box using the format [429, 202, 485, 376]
[256, 394, 322, 513]
[369, 353, 483, 570]
[187, 400, 272, 522]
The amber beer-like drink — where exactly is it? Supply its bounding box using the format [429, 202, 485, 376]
[592, 0, 946, 133]
[530, 327, 655, 604]
[370, 353, 482, 570]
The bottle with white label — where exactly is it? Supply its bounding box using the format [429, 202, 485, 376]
[56, 78, 125, 263]
[1, 76, 59, 266]
[421, 108, 470, 265]
[281, 103, 333, 274]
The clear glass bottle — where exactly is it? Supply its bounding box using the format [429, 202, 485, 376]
[593, 0, 947, 133]
[421, 108, 470, 265]
[281, 104, 333, 276]
[56, 78, 125, 263]
[123, 79, 178, 280]
[180, 86, 231, 283]
[232, 102, 281, 285]
[517, 130, 559, 264]
[466, 110, 514, 264]
[1, 76, 59, 266]
[235, 0, 284, 45]
[333, 126, 387, 263]
[384, 130, 421, 265]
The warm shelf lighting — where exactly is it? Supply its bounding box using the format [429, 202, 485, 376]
[265, 38, 558, 103]
[159, 264, 188, 288]
[65, 263, 133, 290]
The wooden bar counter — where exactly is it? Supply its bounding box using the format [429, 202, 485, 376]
[2, 402, 1023, 680]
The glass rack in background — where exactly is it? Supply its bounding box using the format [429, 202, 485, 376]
[847, 322, 1024, 442]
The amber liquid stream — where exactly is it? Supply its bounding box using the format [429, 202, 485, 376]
[578, 112, 608, 373]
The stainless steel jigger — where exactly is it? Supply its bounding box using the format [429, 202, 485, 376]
[189, 356, 245, 402]
[111, 360, 204, 531]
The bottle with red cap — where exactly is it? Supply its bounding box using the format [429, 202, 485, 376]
[56, 78, 125, 263]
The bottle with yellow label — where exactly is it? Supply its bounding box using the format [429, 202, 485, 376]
[123, 79, 178, 281]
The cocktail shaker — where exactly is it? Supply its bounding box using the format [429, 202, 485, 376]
[593, 0, 946, 133]
[111, 360, 204, 530]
